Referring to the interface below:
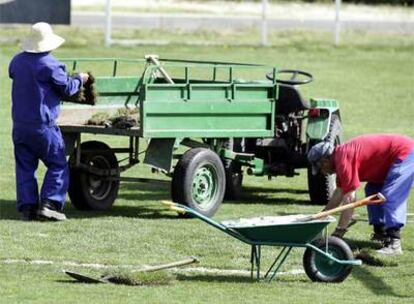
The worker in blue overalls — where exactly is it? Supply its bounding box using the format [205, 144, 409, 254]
[9, 22, 89, 221]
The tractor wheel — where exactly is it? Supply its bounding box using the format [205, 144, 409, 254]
[223, 138, 243, 200]
[171, 148, 225, 217]
[303, 236, 354, 283]
[68, 141, 120, 210]
[307, 114, 343, 205]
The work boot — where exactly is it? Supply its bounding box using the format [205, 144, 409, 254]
[376, 238, 402, 255]
[370, 232, 389, 243]
[20, 204, 38, 221]
[38, 200, 66, 221]
[370, 224, 388, 244]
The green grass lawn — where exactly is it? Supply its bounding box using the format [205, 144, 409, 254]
[0, 28, 413, 303]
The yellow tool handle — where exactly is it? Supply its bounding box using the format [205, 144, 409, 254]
[170, 206, 186, 214]
[311, 193, 386, 220]
[161, 200, 175, 206]
[133, 256, 199, 273]
[145, 55, 174, 84]
[161, 200, 186, 213]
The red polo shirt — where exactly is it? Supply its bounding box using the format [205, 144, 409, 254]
[334, 134, 414, 193]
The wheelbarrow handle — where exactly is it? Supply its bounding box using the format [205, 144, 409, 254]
[161, 201, 187, 214]
[170, 206, 186, 214]
[310, 193, 386, 221]
[161, 200, 175, 206]
[162, 200, 230, 233]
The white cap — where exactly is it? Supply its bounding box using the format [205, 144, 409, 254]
[307, 141, 335, 175]
[21, 22, 65, 53]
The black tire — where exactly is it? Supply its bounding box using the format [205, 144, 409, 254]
[171, 148, 225, 217]
[223, 138, 243, 200]
[68, 141, 120, 211]
[307, 114, 343, 205]
[303, 236, 354, 283]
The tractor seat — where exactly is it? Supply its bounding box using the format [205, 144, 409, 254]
[277, 84, 309, 115]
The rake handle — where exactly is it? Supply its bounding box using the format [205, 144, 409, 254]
[133, 257, 199, 273]
[310, 193, 386, 220]
[145, 55, 175, 84]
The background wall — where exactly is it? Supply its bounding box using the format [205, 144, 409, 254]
[0, 0, 70, 24]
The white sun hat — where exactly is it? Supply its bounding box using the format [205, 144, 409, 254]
[21, 22, 65, 53]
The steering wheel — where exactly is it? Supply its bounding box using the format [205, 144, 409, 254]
[266, 69, 313, 86]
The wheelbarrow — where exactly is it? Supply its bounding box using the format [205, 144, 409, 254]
[164, 193, 385, 283]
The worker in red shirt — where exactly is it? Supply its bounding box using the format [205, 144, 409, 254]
[308, 134, 414, 255]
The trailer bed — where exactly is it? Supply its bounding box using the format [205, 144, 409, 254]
[59, 124, 141, 136]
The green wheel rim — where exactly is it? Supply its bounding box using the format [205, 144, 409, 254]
[314, 245, 347, 279]
[191, 165, 218, 210]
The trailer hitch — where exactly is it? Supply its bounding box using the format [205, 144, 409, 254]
[219, 148, 265, 175]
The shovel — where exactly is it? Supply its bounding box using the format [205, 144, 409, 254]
[296, 192, 386, 222]
[64, 256, 199, 284]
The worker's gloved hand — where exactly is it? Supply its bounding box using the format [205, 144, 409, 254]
[342, 191, 356, 205]
[79, 72, 89, 84]
[62, 71, 97, 106]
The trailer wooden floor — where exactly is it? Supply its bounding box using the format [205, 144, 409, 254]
[59, 124, 141, 136]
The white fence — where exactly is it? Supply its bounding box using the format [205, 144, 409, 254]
[103, 0, 343, 47]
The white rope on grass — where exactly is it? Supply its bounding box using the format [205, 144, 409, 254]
[179, 266, 305, 276]
[1, 258, 304, 276]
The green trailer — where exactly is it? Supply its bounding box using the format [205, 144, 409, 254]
[59, 55, 343, 216]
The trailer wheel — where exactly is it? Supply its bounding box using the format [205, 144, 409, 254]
[307, 114, 343, 205]
[223, 138, 243, 200]
[69, 141, 120, 210]
[171, 148, 225, 217]
[303, 236, 353, 283]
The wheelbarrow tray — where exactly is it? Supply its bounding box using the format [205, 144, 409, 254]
[222, 215, 336, 245]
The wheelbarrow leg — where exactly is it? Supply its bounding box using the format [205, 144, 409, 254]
[257, 245, 261, 280]
[264, 246, 293, 282]
[250, 245, 255, 280]
[250, 245, 262, 281]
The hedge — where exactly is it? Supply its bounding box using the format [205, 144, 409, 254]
[299, 0, 413, 5]
[214, 1, 413, 6]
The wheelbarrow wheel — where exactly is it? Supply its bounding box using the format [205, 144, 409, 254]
[68, 141, 120, 211]
[303, 236, 353, 283]
[171, 148, 225, 217]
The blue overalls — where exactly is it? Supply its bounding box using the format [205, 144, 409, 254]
[365, 149, 414, 230]
[9, 52, 82, 211]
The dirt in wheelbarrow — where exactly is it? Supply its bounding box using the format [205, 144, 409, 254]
[221, 214, 333, 228]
